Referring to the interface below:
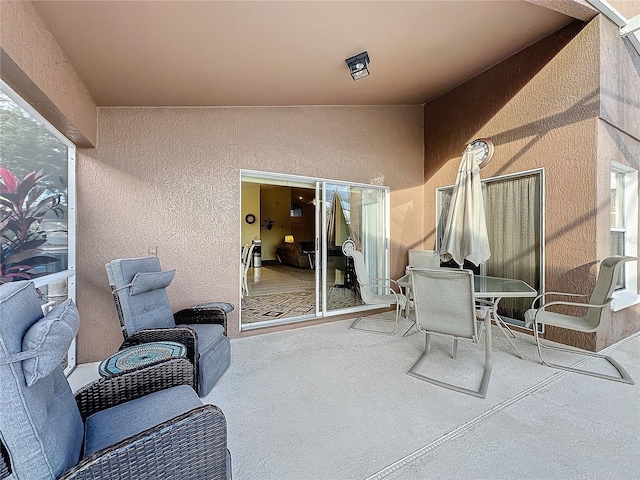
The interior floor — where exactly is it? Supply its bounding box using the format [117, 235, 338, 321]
[241, 261, 363, 325]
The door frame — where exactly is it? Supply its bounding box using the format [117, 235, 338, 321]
[240, 170, 390, 331]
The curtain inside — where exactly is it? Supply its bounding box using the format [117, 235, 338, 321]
[437, 173, 542, 322]
[484, 174, 541, 320]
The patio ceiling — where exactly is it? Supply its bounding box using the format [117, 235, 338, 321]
[30, 1, 586, 107]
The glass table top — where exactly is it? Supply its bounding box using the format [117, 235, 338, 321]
[397, 272, 537, 298]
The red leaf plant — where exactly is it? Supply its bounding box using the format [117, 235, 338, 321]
[1, 167, 62, 284]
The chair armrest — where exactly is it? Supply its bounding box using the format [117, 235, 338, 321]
[60, 405, 228, 480]
[474, 298, 496, 308]
[174, 306, 228, 334]
[537, 299, 612, 311]
[531, 291, 591, 308]
[364, 278, 402, 293]
[532, 298, 612, 323]
[0, 441, 9, 479]
[357, 282, 406, 307]
[74, 358, 195, 421]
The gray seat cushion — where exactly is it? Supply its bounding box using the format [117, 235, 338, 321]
[187, 324, 231, 396]
[106, 257, 176, 335]
[22, 299, 79, 386]
[84, 385, 202, 457]
[0, 281, 83, 480]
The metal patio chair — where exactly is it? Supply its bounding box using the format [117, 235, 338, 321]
[524, 256, 636, 384]
[408, 267, 495, 398]
[342, 239, 407, 335]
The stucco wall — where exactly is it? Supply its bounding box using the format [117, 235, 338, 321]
[423, 20, 609, 349]
[0, 1, 97, 147]
[424, 16, 640, 350]
[76, 106, 424, 362]
[595, 16, 640, 349]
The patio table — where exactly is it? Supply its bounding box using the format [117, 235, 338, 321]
[98, 341, 187, 377]
[397, 270, 537, 358]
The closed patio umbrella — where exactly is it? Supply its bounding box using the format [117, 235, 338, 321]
[439, 144, 491, 267]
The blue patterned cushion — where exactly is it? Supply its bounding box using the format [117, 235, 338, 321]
[22, 299, 79, 386]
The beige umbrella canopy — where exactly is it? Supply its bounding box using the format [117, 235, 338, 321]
[439, 143, 491, 267]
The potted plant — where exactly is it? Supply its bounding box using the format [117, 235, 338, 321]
[0, 167, 62, 284]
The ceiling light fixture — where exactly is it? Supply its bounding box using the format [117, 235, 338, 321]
[345, 51, 370, 81]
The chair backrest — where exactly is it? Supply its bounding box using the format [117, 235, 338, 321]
[342, 246, 381, 305]
[0, 281, 83, 479]
[408, 249, 440, 268]
[584, 256, 637, 328]
[105, 257, 177, 337]
[241, 244, 250, 265]
[410, 268, 478, 340]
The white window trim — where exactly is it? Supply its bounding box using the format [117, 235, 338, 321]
[1, 80, 77, 372]
[611, 162, 639, 311]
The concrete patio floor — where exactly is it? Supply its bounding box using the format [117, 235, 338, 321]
[69, 317, 640, 480]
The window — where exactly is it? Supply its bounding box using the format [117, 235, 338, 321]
[1, 81, 76, 371]
[610, 163, 639, 311]
[437, 170, 544, 326]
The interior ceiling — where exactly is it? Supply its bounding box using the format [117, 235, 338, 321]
[31, 1, 579, 107]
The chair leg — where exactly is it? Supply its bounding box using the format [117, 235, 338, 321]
[408, 331, 491, 398]
[493, 314, 523, 359]
[349, 304, 400, 336]
[452, 338, 458, 359]
[402, 321, 416, 337]
[532, 321, 634, 384]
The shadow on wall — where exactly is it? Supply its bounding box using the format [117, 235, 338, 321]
[424, 20, 588, 180]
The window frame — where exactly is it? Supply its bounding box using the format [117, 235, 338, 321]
[436, 168, 546, 327]
[610, 162, 639, 311]
[1, 80, 77, 373]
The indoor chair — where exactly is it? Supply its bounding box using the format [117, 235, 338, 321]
[524, 256, 636, 384]
[241, 243, 255, 297]
[342, 239, 407, 335]
[106, 257, 232, 396]
[408, 267, 495, 398]
[0, 280, 230, 480]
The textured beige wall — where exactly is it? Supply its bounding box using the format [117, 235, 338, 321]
[0, 1, 97, 146]
[425, 16, 640, 349]
[423, 20, 612, 349]
[595, 16, 640, 349]
[77, 106, 424, 362]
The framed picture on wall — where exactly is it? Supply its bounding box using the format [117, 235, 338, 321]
[290, 202, 302, 217]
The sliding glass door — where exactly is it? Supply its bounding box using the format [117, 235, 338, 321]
[239, 171, 389, 329]
[319, 182, 388, 316]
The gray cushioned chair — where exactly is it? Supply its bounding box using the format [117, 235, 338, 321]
[0, 281, 230, 480]
[105, 257, 232, 396]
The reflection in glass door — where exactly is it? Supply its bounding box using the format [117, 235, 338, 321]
[319, 182, 389, 316]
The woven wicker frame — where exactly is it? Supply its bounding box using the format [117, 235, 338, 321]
[110, 287, 229, 394]
[1, 358, 229, 479]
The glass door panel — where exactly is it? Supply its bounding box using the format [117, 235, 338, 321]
[319, 182, 388, 315]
